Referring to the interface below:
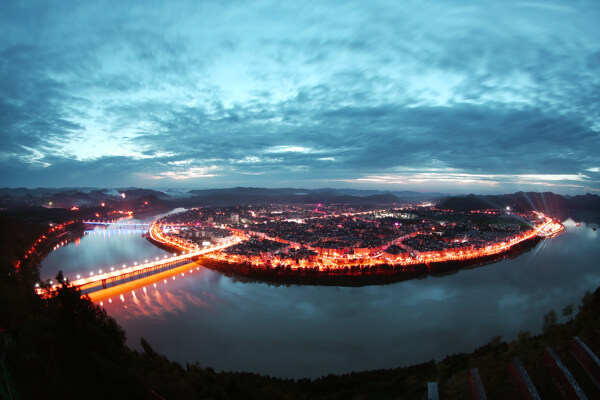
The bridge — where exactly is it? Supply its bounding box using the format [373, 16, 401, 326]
[40, 222, 242, 300]
[83, 220, 152, 229]
[67, 237, 239, 296]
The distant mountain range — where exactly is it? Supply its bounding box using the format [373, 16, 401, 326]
[437, 191, 600, 213]
[1, 187, 599, 212]
[0, 187, 446, 208]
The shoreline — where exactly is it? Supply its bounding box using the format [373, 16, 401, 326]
[147, 232, 544, 286]
[21, 221, 86, 271]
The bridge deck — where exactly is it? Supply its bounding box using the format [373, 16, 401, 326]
[60, 236, 242, 299]
[88, 261, 204, 302]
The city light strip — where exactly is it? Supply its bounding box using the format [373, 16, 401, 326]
[397, 217, 563, 266]
[192, 213, 563, 270]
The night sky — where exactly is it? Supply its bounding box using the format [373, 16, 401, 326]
[1, 1, 599, 193]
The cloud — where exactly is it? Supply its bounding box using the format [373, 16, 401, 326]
[1, 0, 599, 193]
[155, 166, 219, 180]
[515, 2, 576, 13]
[345, 172, 592, 191]
[265, 146, 317, 154]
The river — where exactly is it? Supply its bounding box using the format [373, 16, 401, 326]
[39, 215, 600, 378]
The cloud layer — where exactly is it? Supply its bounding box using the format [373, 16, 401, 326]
[1, 0, 599, 193]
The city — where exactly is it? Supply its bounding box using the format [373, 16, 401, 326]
[29, 203, 565, 299]
[148, 205, 563, 279]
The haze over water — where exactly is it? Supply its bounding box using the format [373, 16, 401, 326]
[40, 217, 600, 378]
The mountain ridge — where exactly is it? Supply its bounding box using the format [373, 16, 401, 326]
[2, 187, 599, 211]
[437, 191, 600, 213]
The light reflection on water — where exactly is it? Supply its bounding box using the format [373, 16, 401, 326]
[42, 217, 600, 378]
[98, 266, 215, 318]
[40, 221, 170, 280]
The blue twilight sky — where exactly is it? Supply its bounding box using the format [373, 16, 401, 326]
[1, 0, 599, 194]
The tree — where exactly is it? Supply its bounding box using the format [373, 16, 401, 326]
[562, 304, 574, 318]
[56, 270, 65, 286]
[543, 310, 557, 333]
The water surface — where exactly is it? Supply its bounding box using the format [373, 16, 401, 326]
[41, 217, 600, 378]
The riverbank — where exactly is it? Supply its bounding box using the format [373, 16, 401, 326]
[145, 209, 558, 286]
[17, 221, 86, 273]
[163, 235, 543, 286]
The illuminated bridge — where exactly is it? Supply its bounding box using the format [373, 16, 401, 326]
[69, 239, 239, 295]
[42, 223, 242, 300]
[83, 220, 152, 229]
[75, 255, 194, 295]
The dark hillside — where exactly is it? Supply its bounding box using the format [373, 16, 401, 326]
[438, 192, 600, 214]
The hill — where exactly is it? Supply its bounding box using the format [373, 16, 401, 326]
[437, 191, 600, 213]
